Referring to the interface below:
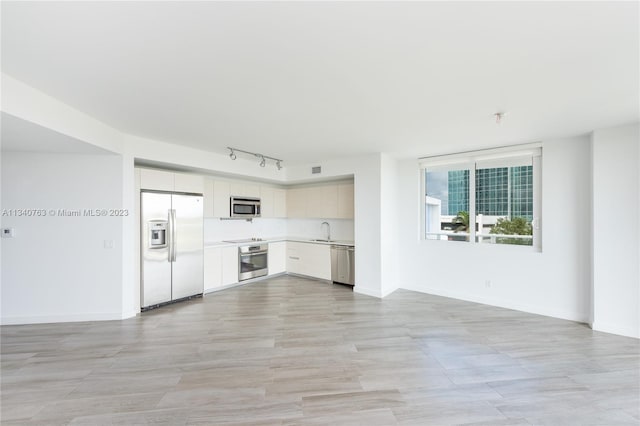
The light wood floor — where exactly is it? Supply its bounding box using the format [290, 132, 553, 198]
[2, 275, 639, 425]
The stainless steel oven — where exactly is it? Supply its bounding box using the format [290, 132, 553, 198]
[238, 244, 268, 281]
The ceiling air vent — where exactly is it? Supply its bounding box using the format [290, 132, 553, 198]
[311, 166, 322, 174]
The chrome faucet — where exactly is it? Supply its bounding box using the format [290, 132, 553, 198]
[321, 221, 331, 241]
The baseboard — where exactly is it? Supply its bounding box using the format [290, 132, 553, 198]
[1, 311, 126, 325]
[400, 284, 588, 324]
[284, 272, 332, 283]
[353, 286, 380, 298]
[592, 320, 640, 339]
[204, 281, 248, 294]
[120, 310, 139, 320]
[204, 272, 289, 294]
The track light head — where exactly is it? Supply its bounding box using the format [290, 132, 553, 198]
[226, 147, 282, 170]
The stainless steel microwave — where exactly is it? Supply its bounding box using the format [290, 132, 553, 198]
[230, 196, 261, 218]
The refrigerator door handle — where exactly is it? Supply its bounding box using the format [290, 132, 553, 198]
[166, 209, 173, 262]
[170, 209, 177, 262]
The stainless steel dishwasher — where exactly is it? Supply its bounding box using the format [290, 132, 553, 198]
[330, 245, 355, 286]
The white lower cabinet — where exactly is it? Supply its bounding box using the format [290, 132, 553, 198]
[221, 246, 239, 286]
[286, 244, 302, 275]
[207, 241, 333, 292]
[268, 242, 287, 274]
[204, 247, 223, 291]
[286, 242, 331, 280]
[204, 246, 239, 291]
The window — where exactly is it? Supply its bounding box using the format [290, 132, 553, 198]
[421, 144, 541, 250]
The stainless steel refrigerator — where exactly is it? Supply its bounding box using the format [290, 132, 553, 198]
[141, 191, 203, 310]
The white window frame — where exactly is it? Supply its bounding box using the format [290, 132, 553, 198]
[419, 143, 542, 251]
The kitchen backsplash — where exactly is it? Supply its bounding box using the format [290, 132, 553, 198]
[286, 219, 354, 241]
[204, 218, 354, 242]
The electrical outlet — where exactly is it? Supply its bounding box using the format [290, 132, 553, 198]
[485, 280, 491, 288]
[104, 240, 114, 249]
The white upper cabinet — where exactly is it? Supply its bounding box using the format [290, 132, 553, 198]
[260, 186, 275, 218]
[174, 173, 204, 194]
[304, 186, 322, 217]
[244, 184, 261, 198]
[337, 182, 354, 219]
[139, 169, 174, 191]
[204, 178, 214, 217]
[230, 182, 260, 198]
[286, 187, 307, 218]
[139, 169, 352, 220]
[139, 169, 204, 194]
[285, 182, 352, 219]
[213, 180, 231, 218]
[210, 180, 286, 218]
[261, 186, 287, 218]
[305, 185, 338, 218]
[319, 185, 339, 218]
[274, 188, 287, 218]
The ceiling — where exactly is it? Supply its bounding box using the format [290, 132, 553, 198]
[2, 2, 638, 165]
[1, 113, 114, 155]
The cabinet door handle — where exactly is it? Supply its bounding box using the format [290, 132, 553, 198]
[289, 256, 300, 260]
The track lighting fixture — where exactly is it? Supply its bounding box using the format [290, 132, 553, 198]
[226, 147, 283, 170]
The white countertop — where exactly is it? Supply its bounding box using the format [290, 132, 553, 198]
[204, 237, 354, 249]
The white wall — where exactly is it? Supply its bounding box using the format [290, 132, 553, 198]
[121, 154, 137, 319]
[395, 135, 593, 323]
[204, 218, 287, 242]
[0, 150, 3, 321]
[125, 134, 287, 183]
[286, 218, 354, 242]
[380, 154, 400, 296]
[203, 218, 354, 243]
[1, 152, 125, 324]
[592, 123, 639, 338]
[2, 74, 124, 153]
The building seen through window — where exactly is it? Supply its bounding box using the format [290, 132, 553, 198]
[425, 164, 535, 246]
